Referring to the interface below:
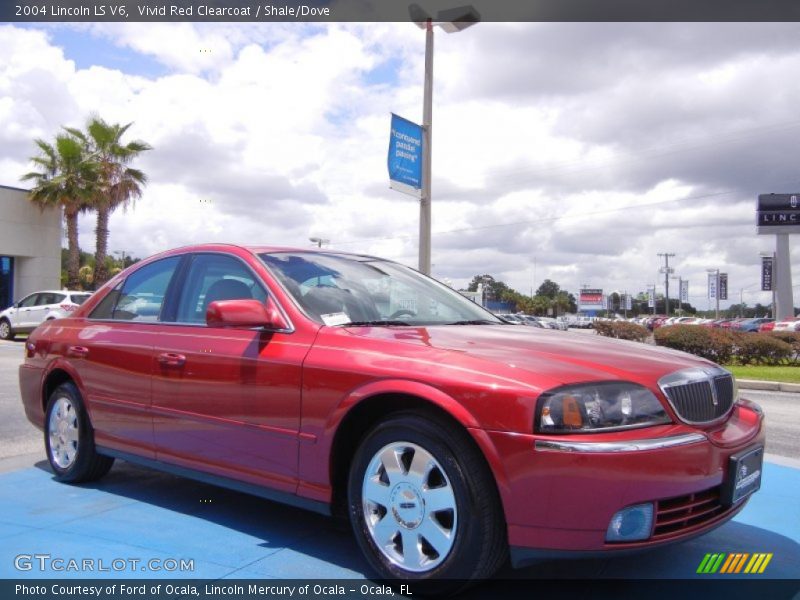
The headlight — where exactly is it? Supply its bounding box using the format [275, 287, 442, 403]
[536, 382, 671, 433]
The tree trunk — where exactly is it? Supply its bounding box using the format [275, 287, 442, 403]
[64, 206, 81, 290]
[93, 205, 110, 289]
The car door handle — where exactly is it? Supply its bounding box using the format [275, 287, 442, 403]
[157, 352, 186, 367]
[67, 346, 89, 358]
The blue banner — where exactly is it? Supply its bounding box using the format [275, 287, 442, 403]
[388, 113, 422, 196]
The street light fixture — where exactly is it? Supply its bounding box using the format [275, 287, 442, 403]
[409, 3, 480, 275]
[309, 237, 330, 248]
[113, 250, 129, 268]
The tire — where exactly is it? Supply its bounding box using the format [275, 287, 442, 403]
[0, 319, 14, 341]
[44, 382, 114, 483]
[348, 413, 507, 593]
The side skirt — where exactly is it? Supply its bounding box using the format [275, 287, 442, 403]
[97, 446, 331, 517]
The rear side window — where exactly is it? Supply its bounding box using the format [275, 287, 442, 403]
[38, 293, 66, 305]
[70, 294, 91, 305]
[90, 257, 180, 322]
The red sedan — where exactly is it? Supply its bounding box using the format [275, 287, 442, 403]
[19, 245, 764, 588]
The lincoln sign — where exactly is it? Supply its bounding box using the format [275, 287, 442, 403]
[757, 193, 800, 234]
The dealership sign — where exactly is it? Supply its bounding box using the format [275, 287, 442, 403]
[387, 113, 423, 198]
[647, 285, 656, 308]
[680, 280, 689, 303]
[762, 256, 774, 291]
[709, 273, 728, 300]
[579, 288, 604, 311]
[757, 193, 800, 234]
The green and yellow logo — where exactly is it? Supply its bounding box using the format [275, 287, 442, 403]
[697, 552, 773, 574]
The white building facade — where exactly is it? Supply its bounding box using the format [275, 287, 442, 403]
[0, 184, 62, 309]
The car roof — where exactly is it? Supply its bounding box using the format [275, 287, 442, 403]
[150, 243, 386, 264]
[26, 290, 88, 294]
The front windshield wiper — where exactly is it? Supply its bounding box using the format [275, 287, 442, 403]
[340, 320, 412, 327]
[445, 319, 501, 325]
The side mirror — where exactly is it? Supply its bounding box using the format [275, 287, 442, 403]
[206, 298, 290, 331]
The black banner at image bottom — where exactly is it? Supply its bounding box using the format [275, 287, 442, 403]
[4, 579, 800, 600]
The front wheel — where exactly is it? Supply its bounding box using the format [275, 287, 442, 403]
[44, 382, 114, 483]
[0, 319, 14, 340]
[348, 414, 507, 592]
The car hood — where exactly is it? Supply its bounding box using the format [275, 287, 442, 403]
[341, 324, 714, 390]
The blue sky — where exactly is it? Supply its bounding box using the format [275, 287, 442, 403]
[21, 24, 170, 78]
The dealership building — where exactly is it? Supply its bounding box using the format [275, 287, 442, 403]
[0, 184, 62, 310]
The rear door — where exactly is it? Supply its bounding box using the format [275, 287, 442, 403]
[74, 256, 184, 457]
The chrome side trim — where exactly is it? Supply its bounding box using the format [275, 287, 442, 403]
[534, 433, 706, 453]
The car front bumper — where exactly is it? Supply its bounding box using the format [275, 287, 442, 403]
[473, 400, 765, 564]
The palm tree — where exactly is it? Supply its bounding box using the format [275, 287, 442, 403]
[21, 136, 97, 290]
[76, 118, 151, 288]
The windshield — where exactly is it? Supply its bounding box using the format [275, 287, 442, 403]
[259, 252, 503, 326]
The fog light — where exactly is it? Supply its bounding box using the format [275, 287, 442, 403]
[606, 503, 654, 542]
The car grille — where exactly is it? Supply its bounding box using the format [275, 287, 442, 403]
[662, 373, 735, 423]
[652, 486, 726, 539]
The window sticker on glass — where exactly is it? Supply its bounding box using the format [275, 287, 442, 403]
[321, 312, 350, 326]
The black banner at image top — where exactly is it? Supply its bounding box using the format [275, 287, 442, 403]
[6, 0, 800, 22]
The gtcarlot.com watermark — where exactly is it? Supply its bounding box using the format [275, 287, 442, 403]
[14, 553, 195, 573]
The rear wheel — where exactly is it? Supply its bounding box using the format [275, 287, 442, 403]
[0, 319, 13, 340]
[348, 413, 507, 592]
[44, 382, 114, 483]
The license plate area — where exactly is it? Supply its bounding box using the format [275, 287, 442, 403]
[721, 445, 763, 506]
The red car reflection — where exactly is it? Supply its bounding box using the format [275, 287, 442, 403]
[19, 245, 765, 589]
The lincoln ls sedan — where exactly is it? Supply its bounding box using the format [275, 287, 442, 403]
[19, 244, 765, 588]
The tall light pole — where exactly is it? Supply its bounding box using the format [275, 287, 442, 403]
[658, 253, 676, 317]
[309, 237, 330, 248]
[411, 4, 480, 275]
[671, 275, 683, 315]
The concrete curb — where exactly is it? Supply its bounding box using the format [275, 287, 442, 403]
[737, 378, 800, 393]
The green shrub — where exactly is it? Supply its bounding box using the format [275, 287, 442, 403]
[767, 331, 800, 363]
[654, 325, 737, 364]
[736, 334, 792, 366]
[593, 320, 650, 342]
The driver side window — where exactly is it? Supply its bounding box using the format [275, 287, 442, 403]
[175, 254, 267, 324]
[18, 294, 39, 308]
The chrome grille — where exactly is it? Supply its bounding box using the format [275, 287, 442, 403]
[659, 367, 735, 424]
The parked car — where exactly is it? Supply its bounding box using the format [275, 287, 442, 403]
[759, 320, 777, 333]
[773, 318, 800, 332]
[516, 315, 545, 328]
[19, 245, 765, 590]
[738, 318, 773, 333]
[0, 290, 91, 340]
[497, 313, 524, 324]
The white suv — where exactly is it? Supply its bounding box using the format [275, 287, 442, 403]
[0, 290, 91, 340]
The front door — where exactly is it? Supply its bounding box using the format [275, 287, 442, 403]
[13, 293, 40, 329]
[151, 253, 306, 493]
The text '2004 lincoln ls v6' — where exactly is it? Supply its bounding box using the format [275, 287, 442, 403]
[19, 244, 765, 589]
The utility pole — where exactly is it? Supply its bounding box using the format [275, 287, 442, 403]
[658, 253, 676, 317]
